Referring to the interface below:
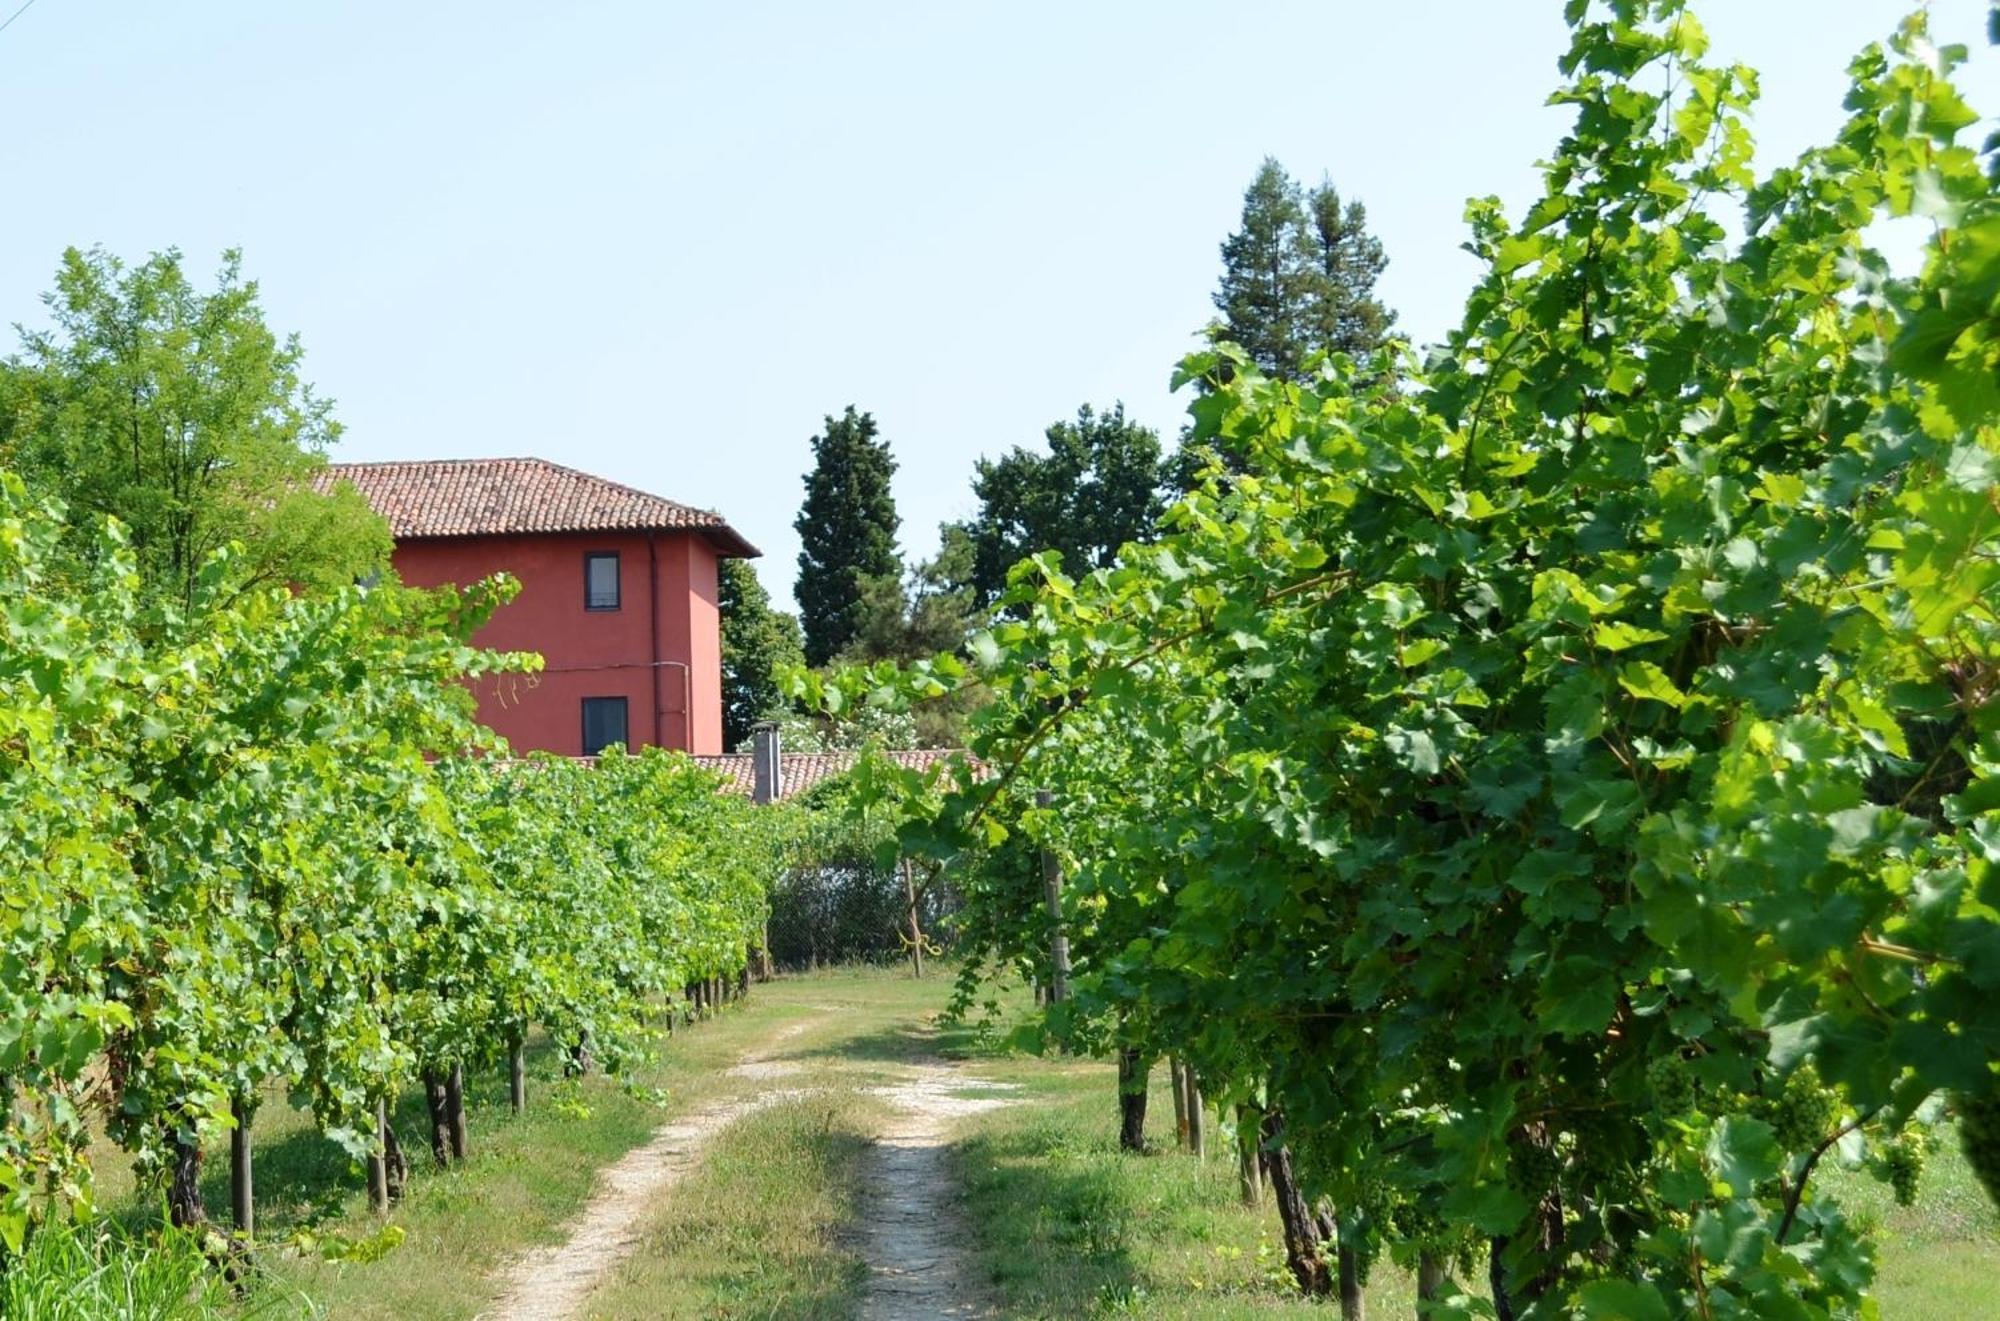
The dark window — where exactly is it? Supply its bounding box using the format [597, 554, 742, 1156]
[581, 697, 629, 756]
[585, 552, 620, 610]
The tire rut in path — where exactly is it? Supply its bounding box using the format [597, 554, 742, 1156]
[480, 1017, 818, 1321]
[858, 1060, 1018, 1321]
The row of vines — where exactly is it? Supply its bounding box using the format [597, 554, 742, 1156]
[0, 470, 786, 1247]
[810, 4, 2000, 1316]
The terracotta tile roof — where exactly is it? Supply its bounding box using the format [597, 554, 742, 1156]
[320, 457, 760, 556]
[691, 748, 965, 801]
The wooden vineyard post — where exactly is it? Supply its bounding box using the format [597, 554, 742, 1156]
[447, 1063, 468, 1161]
[1036, 789, 1070, 1005]
[901, 855, 924, 979]
[1236, 1104, 1264, 1206]
[508, 1037, 527, 1116]
[367, 1096, 391, 1214]
[1186, 1064, 1206, 1160]
[230, 1095, 254, 1239]
[1170, 1056, 1189, 1149]
[1338, 1231, 1365, 1321]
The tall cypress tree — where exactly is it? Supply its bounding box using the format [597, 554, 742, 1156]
[793, 406, 901, 666]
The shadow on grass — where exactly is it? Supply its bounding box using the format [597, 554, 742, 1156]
[951, 1118, 1148, 1314]
[794, 1023, 939, 1067]
[117, 1034, 572, 1239]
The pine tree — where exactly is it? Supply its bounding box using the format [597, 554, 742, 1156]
[718, 557, 805, 750]
[842, 524, 978, 666]
[1185, 162, 1398, 487]
[1301, 179, 1394, 358]
[836, 525, 982, 747]
[793, 406, 901, 666]
[1213, 158, 1313, 379]
[1212, 159, 1394, 381]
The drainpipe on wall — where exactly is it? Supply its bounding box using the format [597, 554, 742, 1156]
[752, 721, 780, 805]
[647, 533, 664, 749]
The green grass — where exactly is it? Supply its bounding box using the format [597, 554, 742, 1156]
[579, 968, 954, 1319]
[933, 1009, 1357, 1318]
[75, 968, 2000, 1319]
[95, 995, 828, 1320]
[578, 1094, 875, 1320]
[1817, 1125, 1998, 1317]
[0, 1217, 283, 1321]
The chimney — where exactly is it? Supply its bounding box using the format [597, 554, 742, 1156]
[752, 721, 781, 806]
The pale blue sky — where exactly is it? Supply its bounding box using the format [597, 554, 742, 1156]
[4, 3, 1994, 605]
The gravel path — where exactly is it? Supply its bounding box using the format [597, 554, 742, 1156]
[857, 1061, 1018, 1321]
[480, 1017, 817, 1321]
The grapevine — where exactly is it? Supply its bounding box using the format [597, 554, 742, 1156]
[800, 2, 2000, 1315]
[0, 470, 790, 1249]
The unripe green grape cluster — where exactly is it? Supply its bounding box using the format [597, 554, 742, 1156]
[1876, 1133, 1927, 1208]
[1568, 1122, 1638, 1199]
[1645, 1052, 1696, 1116]
[1350, 1165, 1395, 1228]
[1509, 1137, 1563, 1197]
[1389, 1198, 1445, 1249]
[1412, 1033, 1455, 1081]
[1766, 1064, 1840, 1151]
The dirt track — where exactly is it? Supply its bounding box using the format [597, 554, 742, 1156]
[480, 1018, 818, 1321]
[856, 1059, 1018, 1320]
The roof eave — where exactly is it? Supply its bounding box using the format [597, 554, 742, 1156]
[387, 523, 761, 554]
[702, 526, 762, 559]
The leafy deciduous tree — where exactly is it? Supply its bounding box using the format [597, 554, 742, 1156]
[960, 403, 1166, 610]
[0, 246, 389, 606]
[719, 557, 806, 750]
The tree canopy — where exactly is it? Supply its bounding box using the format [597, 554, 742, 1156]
[958, 403, 1166, 611]
[793, 406, 901, 666]
[1212, 158, 1394, 381]
[0, 247, 388, 606]
[719, 557, 805, 750]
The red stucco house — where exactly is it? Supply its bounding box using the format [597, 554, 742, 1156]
[325, 458, 758, 757]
